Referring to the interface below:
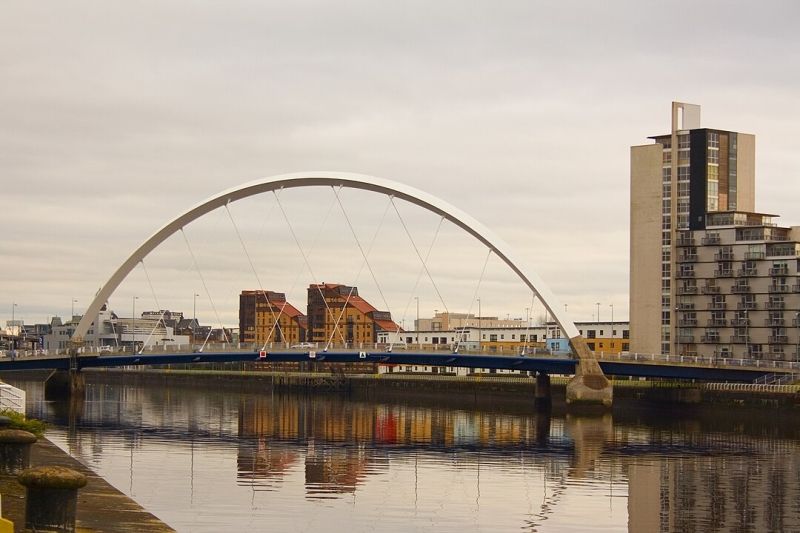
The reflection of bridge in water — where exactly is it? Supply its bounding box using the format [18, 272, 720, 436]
[16, 374, 800, 531]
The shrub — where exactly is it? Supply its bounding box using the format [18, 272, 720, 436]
[0, 410, 47, 438]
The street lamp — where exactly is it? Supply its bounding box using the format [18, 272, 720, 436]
[744, 308, 749, 359]
[72, 298, 78, 319]
[414, 296, 420, 349]
[609, 303, 614, 350]
[132, 296, 139, 353]
[525, 307, 530, 327]
[10, 302, 17, 349]
[193, 293, 199, 345]
[477, 297, 481, 353]
[796, 310, 800, 362]
[596, 303, 600, 325]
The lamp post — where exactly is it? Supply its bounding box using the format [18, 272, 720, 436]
[477, 297, 481, 353]
[596, 303, 600, 325]
[10, 302, 17, 349]
[796, 310, 800, 362]
[193, 293, 199, 345]
[414, 296, 420, 349]
[71, 298, 77, 319]
[525, 307, 530, 327]
[744, 308, 749, 359]
[609, 303, 614, 350]
[132, 296, 138, 353]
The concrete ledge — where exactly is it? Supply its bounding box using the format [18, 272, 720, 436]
[0, 438, 174, 532]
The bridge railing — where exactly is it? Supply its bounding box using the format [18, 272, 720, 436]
[595, 351, 800, 371]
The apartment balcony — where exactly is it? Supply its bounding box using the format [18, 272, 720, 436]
[770, 351, 786, 361]
[765, 301, 785, 310]
[714, 270, 734, 277]
[707, 319, 727, 327]
[793, 285, 800, 293]
[676, 335, 695, 344]
[730, 318, 750, 327]
[702, 286, 721, 294]
[707, 302, 726, 310]
[701, 335, 720, 343]
[794, 319, 800, 327]
[769, 284, 790, 293]
[677, 286, 698, 295]
[745, 251, 766, 260]
[731, 285, 751, 293]
[675, 271, 695, 279]
[769, 335, 789, 344]
[676, 238, 696, 247]
[737, 302, 757, 310]
[702, 236, 721, 245]
[730, 335, 750, 344]
[677, 302, 695, 310]
[737, 268, 757, 277]
[715, 252, 734, 261]
[764, 318, 785, 326]
[679, 253, 698, 262]
[770, 267, 789, 276]
[679, 319, 697, 327]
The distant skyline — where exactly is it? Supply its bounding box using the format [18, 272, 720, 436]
[2, 1, 799, 328]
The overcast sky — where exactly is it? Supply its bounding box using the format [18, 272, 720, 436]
[2, 1, 799, 329]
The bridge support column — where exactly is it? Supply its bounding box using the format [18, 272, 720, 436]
[44, 371, 85, 401]
[566, 336, 613, 409]
[534, 372, 551, 410]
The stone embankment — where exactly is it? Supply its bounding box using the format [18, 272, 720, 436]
[0, 437, 174, 532]
[82, 369, 800, 410]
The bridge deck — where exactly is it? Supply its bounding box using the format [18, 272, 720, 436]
[0, 349, 791, 382]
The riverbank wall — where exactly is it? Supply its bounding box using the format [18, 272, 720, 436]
[75, 370, 800, 411]
[4, 368, 800, 411]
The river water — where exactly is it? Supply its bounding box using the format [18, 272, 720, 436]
[8, 376, 800, 533]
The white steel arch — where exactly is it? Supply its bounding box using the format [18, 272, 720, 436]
[73, 172, 582, 343]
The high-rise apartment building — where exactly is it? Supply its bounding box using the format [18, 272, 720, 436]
[630, 103, 800, 360]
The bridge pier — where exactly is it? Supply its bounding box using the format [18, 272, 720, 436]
[566, 336, 613, 409]
[534, 372, 552, 410]
[44, 370, 85, 401]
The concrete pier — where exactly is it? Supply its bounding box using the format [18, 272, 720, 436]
[43, 370, 85, 401]
[565, 336, 613, 408]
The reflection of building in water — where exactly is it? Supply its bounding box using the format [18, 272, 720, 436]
[237, 439, 298, 489]
[304, 442, 381, 497]
[629, 451, 800, 532]
[239, 394, 555, 449]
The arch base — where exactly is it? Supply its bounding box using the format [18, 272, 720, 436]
[566, 373, 613, 409]
[566, 336, 613, 408]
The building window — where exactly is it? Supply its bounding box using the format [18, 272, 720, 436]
[587, 330, 596, 339]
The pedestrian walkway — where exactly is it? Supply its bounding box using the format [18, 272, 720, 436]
[0, 437, 174, 532]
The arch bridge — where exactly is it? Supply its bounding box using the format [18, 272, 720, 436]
[68, 172, 611, 406]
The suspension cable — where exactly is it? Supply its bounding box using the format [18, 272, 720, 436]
[326, 186, 394, 349]
[454, 249, 492, 353]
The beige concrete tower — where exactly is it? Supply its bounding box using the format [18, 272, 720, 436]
[630, 103, 756, 355]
